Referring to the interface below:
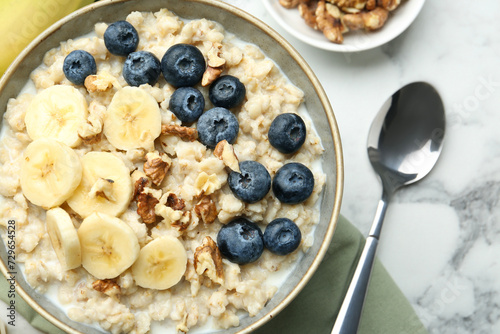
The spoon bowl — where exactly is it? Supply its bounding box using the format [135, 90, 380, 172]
[368, 82, 445, 193]
[332, 82, 445, 334]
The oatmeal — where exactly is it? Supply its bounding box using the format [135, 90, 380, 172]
[0, 8, 326, 334]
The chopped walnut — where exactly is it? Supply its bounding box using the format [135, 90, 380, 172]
[144, 151, 171, 187]
[343, 7, 388, 31]
[327, 0, 367, 11]
[341, 10, 364, 29]
[279, 0, 300, 8]
[137, 192, 159, 224]
[166, 193, 186, 211]
[202, 66, 224, 87]
[207, 42, 225, 68]
[78, 101, 105, 144]
[377, 0, 400, 11]
[88, 178, 115, 201]
[194, 236, 224, 285]
[202, 43, 225, 87]
[316, 1, 346, 44]
[155, 204, 183, 225]
[194, 172, 222, 196]
[92, 279, 121, 299]
[194, 196, 218, 224]
[298, 1, 319, 29]
[213, 140, 240, 173]
[171, 211, 192, 232]
[161, 124, 198, 141]
[366, 0, 376, 10]
[84, 71, 119, 93]
[133, 176, 152, 200]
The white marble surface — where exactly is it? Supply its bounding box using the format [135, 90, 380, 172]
[2, 0, 500, 333]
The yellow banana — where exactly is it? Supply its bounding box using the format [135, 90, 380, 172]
[0, 0, 94, 76]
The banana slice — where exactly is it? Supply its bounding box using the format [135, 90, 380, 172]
[66, 151, 133, 218]
[20, 138, 82, 209]
[78, 212, 140, 279]
[103, 87, 161, 150]
[25, 85, 88, 147]
[46, 207, 81, 270]
[131, 236, 188, 290]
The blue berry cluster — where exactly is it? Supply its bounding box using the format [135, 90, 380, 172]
[228, 161, 314, 206]
[219, 111, 315, 264]
[217, 216, 303, 264]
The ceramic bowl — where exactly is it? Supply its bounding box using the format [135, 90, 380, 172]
[261, 0, 426, 52]
[0, 0, 343, 333]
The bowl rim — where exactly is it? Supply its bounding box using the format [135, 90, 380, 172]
[0, 0, 344, 333]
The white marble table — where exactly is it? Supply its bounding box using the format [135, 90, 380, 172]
[2, 0, 499, 333]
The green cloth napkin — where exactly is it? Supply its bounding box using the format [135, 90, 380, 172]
[1, 215, 428, 334]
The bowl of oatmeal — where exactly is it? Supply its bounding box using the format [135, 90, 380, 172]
[0, 0, 343, 333]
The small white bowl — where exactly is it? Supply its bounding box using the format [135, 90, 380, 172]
[261, 0, 426, 52]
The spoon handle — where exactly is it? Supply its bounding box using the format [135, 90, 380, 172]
[331, 196, 389, 334]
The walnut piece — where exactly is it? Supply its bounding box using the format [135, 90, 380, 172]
[194, 236, 224, 285]
[377, 0, 400, 11]
[194, 196, 218, 224]
[92, 279, 121, 298]
[202, 66, 224, 87]
[161, 124, 198, 141]
[366, 0, 376, 10]
[166, 193, 186, 211]
[298, 1, 319, 29]
[202, 43, 225, 87]
[207, 42, 225, 68]
[137, 192, 159, 224]
[144, 151, 171, 187]
[316, 1, 346, 44]
[194, 172, 222, 196]
[343, 7, 388, 31]
[84, 71, 118, 93]
[78, 101, 105, 144]
[155, 204, 183, 225]
[171, 211, 192, 232]
[213, 140, 240, 173]
[133, 176, 152, 200]
[279, 0, 300, 8]
[88, 178, 115, 201]
[327, 0, 367, 10]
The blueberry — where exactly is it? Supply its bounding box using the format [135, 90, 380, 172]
[268, 113, 306, 154]
[263, 218, 302, 255]
[169, 87, 205, 123]
[161, 44, 206, 87]
[197, 107, 239, 148]
[229, 161, 271, 203]
[272, 162, 314, 204]
[104, 21, 139, 56]
[123, 51, 161, 87]
[217, 217, 264, 264]
[63, 50, 97, 85]
[209, 75, 246, 109]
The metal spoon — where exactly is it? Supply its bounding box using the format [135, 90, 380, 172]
[331, 82, 445, 334]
